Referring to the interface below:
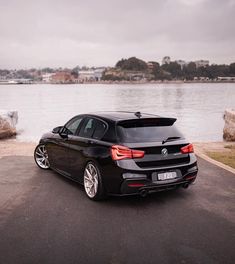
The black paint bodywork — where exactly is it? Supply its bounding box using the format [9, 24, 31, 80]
[39, 112, 198, 196]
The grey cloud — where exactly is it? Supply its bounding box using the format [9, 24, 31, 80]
[0, 0, 234, 68]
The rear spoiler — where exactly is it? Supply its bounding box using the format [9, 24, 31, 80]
[117, 118, 177, 127]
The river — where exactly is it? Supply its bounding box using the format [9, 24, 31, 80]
[0, 83, 234, 142]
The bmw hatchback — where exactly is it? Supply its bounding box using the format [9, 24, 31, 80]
[34, 111, 198, 200]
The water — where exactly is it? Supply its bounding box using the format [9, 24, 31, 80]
[0, 83, 234, 142]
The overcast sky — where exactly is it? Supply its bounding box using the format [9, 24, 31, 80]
[0, 0, 234, 69]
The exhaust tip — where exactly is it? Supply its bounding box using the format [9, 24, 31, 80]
[140, 189, 148, 197]
[183, 183, 189, 189]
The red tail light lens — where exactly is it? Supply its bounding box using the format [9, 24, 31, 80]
[111, 145, 132, 160]
[128, 183, 145, 187]
[111, 145, 145, 161]
[181, 144, 194, 154]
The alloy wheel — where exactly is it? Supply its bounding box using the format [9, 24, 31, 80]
[34, 144, 50, 169]
[84, 163, 99, 198]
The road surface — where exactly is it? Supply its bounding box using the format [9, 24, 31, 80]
[0, 156, 234, 264]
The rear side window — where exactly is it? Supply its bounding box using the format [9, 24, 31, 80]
[79, 117, 107, 140]
[79, 118, 96, 138]
[93, 120, 107, 140]
[117, 119, 184, 143]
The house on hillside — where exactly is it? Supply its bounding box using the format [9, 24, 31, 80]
[78, 68, 105, 82]
[194, 60, 209, 68]
[175, 60, 187, 70]
[162, 56, 171, 65]
[50, 71, 78, 84]
[42, 73, 55, 83]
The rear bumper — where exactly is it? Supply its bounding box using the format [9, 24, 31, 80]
[119, 170, 197, 196]
[104, 157, 198, 196]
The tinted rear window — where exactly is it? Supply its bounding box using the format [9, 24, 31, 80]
[117, 119, 184, 143]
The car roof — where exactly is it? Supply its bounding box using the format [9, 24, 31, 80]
[87, 111, 161, 122]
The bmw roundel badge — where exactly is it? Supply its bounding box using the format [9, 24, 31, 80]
[161, 148, 168, 157]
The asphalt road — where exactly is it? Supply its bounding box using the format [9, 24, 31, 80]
[0, 156, 234, 264]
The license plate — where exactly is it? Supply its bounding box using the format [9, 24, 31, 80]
[158, 171, 177, 181]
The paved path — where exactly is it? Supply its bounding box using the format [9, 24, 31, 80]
[0, 156, 234, 264]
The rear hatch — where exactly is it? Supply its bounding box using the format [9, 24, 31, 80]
[116, 118, 190, 168]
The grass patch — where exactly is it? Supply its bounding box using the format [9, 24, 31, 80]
[207, 149, 235, 169]
[224, 145, 235, 149]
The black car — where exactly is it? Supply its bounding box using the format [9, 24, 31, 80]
[34, 111, 198, 200]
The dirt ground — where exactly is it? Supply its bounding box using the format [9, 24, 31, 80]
[193, 141, 235, 155]
[0, 140, 36, 158]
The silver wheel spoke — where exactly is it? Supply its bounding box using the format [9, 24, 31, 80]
[94, 181, 98, 194]
[88, 164, 94, 175]
[94, 176, 98, 185]
[39, 147, 44, 155]
[85, 169, 93, 180]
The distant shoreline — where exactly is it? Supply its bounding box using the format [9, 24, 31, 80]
[1, 80, 235, 85]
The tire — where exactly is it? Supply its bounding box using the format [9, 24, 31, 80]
[83, 161, 106, 201]
[34, 144, 50, 170]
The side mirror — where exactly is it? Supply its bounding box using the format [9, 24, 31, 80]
[59, 126, 70, 139]
[59, 131, 68, 139]
[52, 126, 63, 134]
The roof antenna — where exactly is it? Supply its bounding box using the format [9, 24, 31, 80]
[135, 111, 142, 118]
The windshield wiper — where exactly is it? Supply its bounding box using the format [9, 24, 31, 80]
[162, 136, 181, 144]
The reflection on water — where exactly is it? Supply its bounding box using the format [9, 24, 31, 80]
[0, 83, 234, 142]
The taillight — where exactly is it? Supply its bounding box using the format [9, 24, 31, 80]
[128, 183, 145, 187]
[181, 144, 194, 154]
[111, 145, 145, 161]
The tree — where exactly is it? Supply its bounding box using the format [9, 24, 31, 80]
[102, 73, 122, 81]
[81, 66, 89, 70]
[161, 62, 182, 79]
[229, 63, 235, 75]
[205, 65, 229, 79]
[156, 69, 172, 81]
[72, 66, 80, 72]
[71, 70, 78, 78]
[148, 62, 162, 80]
[182, 62, 197, 80]
[116, 59, 127, 68]
[41, 67, 55, 73]
[16, 70, 32, 79]
[115, 57, 148, 71]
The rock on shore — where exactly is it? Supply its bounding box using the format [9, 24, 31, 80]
[223, 109, 235, 141]
[0, 110, 18, 139]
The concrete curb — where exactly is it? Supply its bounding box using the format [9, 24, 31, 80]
[195, 150, 235, 175]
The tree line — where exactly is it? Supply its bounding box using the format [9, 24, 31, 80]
[102, 57, 235, 81]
